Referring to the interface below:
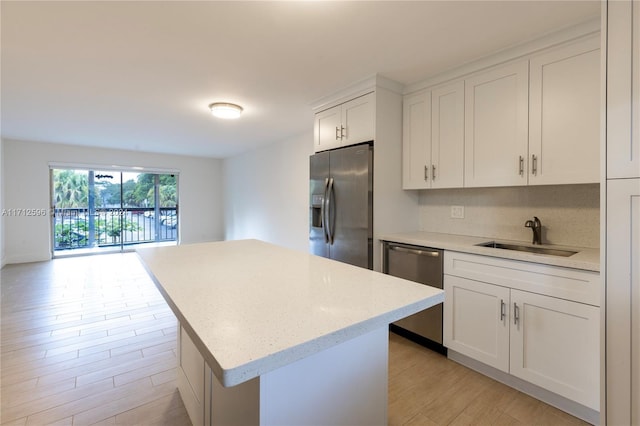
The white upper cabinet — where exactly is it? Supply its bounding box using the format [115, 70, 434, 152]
[402, 90, 431, 189]
[431, 81, 465, 188]
[608, 0, 640, 178]
[464, 60, 530, 187]
[314, 92, 375, 152]
[402, 81, 464, 189]
[315, 106, 343, 152]
[529, 35, 601, 185]
[403, 30, 601, 190]
[342, 93, 375, 146]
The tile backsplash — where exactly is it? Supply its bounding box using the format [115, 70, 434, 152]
[418, 184, 600, 248]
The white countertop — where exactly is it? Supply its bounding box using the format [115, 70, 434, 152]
[380, 231, 600, 272]
[137, 239, 444, 387]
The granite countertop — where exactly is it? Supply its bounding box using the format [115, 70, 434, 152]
[136, 239, 444, 387]
[380, 231, 600, 272]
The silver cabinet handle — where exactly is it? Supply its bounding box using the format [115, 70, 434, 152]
[519, 156, 524, 176]
[424, 165, 429, 181]
[513, 302, 520, 325]
[389, 245, 440, 257]
[531, 154, 538, 175]
[340, 125, 346, 140]
[500, 299, 506, 321]
[335, 126, 340, 141]
[432, 164, 436, 180]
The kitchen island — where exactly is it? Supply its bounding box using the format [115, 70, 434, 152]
[137, 239, 444, 426]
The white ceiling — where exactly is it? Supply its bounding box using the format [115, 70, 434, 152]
[1, 1, 600, 159]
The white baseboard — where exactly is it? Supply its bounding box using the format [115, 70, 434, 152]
[5, 252, 51, 265]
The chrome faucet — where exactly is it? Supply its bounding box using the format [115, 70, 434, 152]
[524, 216, 542, 245]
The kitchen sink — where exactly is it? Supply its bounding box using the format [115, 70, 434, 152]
[476, 241, 578, 257]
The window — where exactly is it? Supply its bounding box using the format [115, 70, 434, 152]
[51, 168, 178, 255]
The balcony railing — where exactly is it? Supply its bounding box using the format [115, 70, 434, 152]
[53, 207, 177, 251]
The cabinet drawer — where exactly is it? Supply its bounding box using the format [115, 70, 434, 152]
[444, 251, 599, 306]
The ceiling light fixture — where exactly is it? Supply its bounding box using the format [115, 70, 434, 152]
[209, 102, 243, 119]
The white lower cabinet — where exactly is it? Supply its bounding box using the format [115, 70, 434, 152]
[509, 289, 600, 411]
[444, 276, 509, 372]
[444, 252, 600, 413]
[178, 325, 206, 426]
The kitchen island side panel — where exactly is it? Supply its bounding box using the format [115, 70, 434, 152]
[200, 327, 388, 426]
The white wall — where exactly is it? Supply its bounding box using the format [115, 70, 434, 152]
[223, 131, 313, 253]
[3, 139, 224, 264]
[372, 86, 420, 270]
[418, 183, 600, 248]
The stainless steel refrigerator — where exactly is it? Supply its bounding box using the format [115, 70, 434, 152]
[309, 143, 373, 269]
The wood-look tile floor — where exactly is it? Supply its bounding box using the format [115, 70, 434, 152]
[1, 253, 592, 426]
[388, 334, 591, 426]
[1, 254, 189, 426]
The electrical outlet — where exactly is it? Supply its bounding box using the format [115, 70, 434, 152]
[451, 205, 465, 219]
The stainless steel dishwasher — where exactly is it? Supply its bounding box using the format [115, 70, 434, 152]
[382, 241, 445, 353]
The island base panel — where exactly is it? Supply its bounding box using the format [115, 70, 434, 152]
[181, 326, 389, 425]
[208, 366, 259, 425]
[257, 326, 388, 425]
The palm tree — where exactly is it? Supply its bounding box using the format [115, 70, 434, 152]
[53, 170, 88, 208]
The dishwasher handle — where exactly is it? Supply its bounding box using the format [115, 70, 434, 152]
[388, 245, 440, 257]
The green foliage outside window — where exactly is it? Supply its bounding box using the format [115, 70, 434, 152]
[53, 170, 176, 249]
[54, 217, 140, 247]
[53, 170, 88, 208]
[53, 171, 177, 208]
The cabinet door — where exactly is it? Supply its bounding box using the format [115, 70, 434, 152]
[606, 178, 640, 425]
[510, 290, 599, 411]
[431, 81, 464, 188]
[607, 0, 640, 178]
[529, 36, 600, 185]
[464, 60, 529, 187]
[444, 275, 510, 372]
[342, 92, 375, 146]
[402, 90, 431, 189]
[178, 326, 205, 426]
[315, 105, 342, 152]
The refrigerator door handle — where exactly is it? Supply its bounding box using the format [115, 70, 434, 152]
[326, 177, 335, 245]
[321, 178, 330, 243]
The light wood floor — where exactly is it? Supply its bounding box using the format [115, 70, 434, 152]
[388, 334, 590, 426]
[1, 253, 591, 426]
